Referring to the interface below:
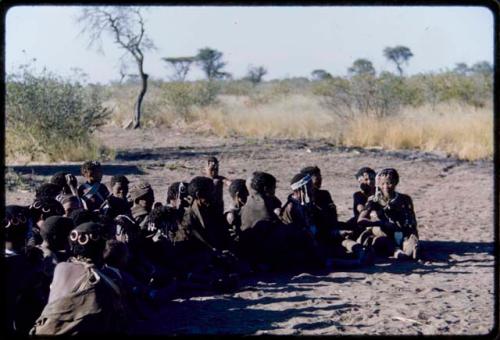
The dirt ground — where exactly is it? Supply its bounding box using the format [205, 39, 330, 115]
[5, 126, 496, 336]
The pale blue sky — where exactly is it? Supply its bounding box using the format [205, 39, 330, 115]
[6, 6, 494, 84]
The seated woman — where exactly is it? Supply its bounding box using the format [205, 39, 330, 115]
[31, 222, 126, 335]
[357, 168, 419, 260]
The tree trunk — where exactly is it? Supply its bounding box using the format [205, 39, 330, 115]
[133, 71, 148, 129]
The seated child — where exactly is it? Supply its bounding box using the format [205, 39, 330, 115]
[129, 181, 155, 229]
[351, 167, 376, 222]
[224, 179, 249, 246]
[100, 175, 132, 219]
[357, 168, 419, 260]
[300, 166, 372, 267]
[60, 195, 84, 217]
[77, 160, 110, 212]
[166, 181, 190, 223]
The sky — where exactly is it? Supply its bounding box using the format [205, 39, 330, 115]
[5, 6, 494, 84]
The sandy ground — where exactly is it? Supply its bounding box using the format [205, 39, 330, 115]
[5, 126, 496, 335]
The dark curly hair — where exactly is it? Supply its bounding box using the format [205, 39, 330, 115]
[376, 168, 399, 186]
[250, 172, 276, 194]
[35, 183, 62, 199]
[166, 181, 189, 202]
[228, 179, 248, 199]
[188, 176, 214, 198]
[30, 197, 64, 221]
[355, 167, 376, 179]
[110, 175, 129, 188]
[81, 160, 102, 175]
[300, 166, 321, 177]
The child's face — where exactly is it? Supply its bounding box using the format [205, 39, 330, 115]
[205, 161, 218, 177]
[197, 188, 214, 208]
[84, 169, 102, 184]
[377, 175, 396, 198]
[237, 190, 249, 205]
[63, 200, 81, 217]
[112, 182, 128, 200]
[358, 172, 375, 193]
[311, 173, 322, 190]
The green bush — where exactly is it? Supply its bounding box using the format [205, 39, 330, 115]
[6, 65, 111, 162]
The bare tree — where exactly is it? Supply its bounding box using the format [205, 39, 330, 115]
[162, 56, 195, 81]
[77, 7, 155, 128]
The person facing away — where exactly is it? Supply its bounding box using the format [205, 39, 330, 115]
[78, 160, 110, 212]
[31, 222, 126, 335]
[357, 168, 419, 260]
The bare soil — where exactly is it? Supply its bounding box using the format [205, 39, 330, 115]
[5, 126, 496, 336]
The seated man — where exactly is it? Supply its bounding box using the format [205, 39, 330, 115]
[357, 168, 419, 260]
[77, 160, 110, 212]
[300, 166, 372, 267]
[279, 172, 324, 269]
[224, 179, 249, 247]
[174, 176, 229, 258]
[239, 172, 287, 270]
[100, 175, 132, 219]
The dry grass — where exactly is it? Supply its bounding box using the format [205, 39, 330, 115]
[196, 96, 493, 161]
[104, 84, 492, 161]
[343, 103, 493, 160]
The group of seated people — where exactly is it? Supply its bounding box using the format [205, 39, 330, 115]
[4, 157, 419, 335]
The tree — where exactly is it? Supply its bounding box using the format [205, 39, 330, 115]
[162, 56, 195, 81]
[244, 65, 267, 85]
[383, 46, 414, 77]
[453, 62, 470, 76]
[470, 61, 493, 76]
[311, 69, 332, 81]
[195, 47, 231, 81]
[348, 59, 376, 77]
[77, 7, 155, 129]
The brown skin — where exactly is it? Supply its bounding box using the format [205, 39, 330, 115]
[83, 168, 103, 185]
[357, 175, 398, 230]
[135, 192, 155, 213]
[355, 172, 376, 215]
[205, 161, 219, 179]
[111, 182, 128, 200]
[310, 173, 322, 190]
[63, 200, 82, 217]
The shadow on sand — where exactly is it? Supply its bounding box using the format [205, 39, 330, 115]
[130, 239, 494, 335]
[7, 164, 146, 177]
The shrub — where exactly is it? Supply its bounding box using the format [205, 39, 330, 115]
[5, 65, 111, 162]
